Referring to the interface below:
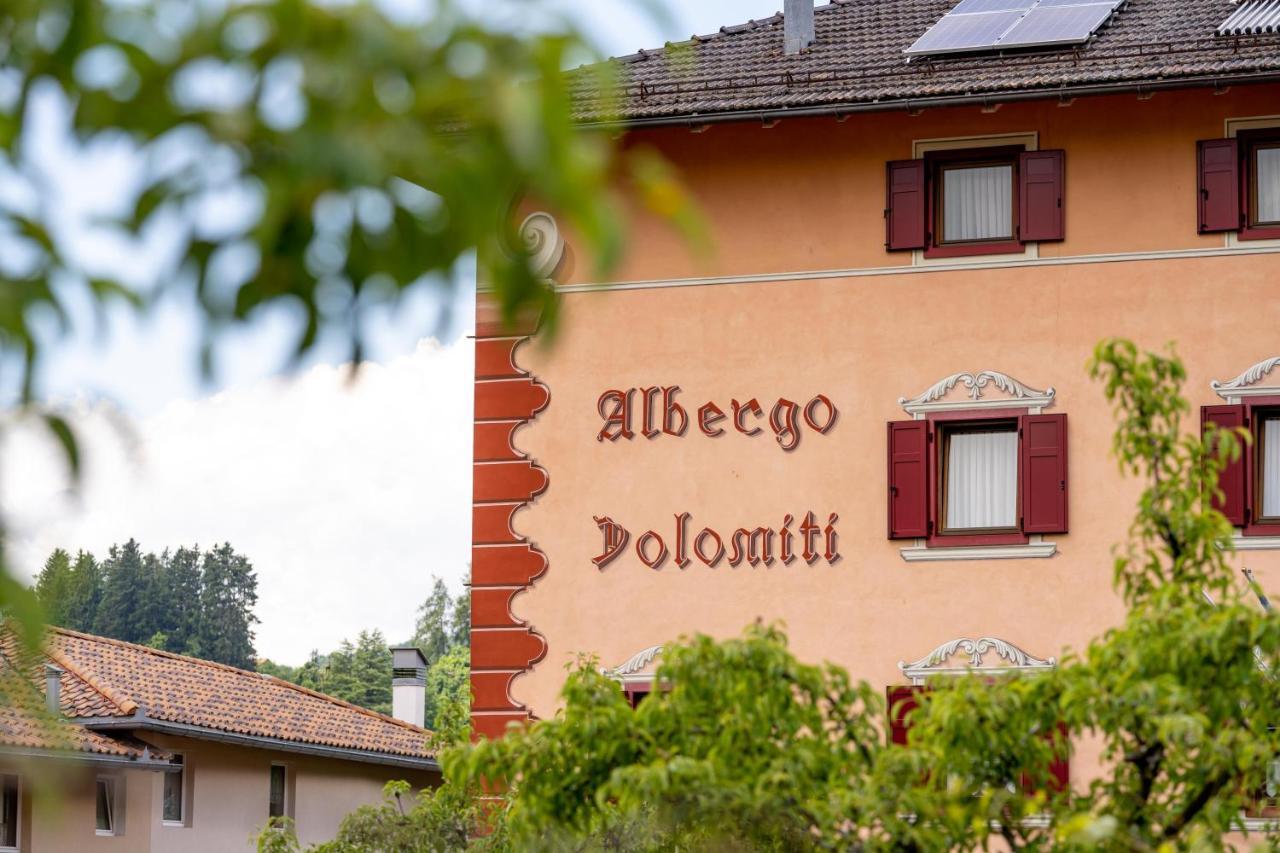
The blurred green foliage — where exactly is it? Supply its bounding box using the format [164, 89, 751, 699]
[0, 0, 697, 649]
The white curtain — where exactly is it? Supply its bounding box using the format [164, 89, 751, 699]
[947, 429, 1018, 530]
[943, 165, 1013, 242]
[1264, 419, 1280, 518]
[1258, 148, 1280, 224]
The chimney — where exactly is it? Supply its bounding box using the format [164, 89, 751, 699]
[784, 0, 816, 55]
[45, 664, 63, 715]
[390, 646, 428, 728]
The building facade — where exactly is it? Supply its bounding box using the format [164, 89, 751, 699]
[469, 0, 1280, 799]
[0, 629, 437, 851]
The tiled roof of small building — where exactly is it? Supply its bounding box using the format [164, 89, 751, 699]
[0, 704, 157, 759]
[21, 628, 435, 762]
[568, 0, 1280, 124]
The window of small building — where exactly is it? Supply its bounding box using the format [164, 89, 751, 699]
[0, 775, 18, 851]
[95, 777, 121, 836]
[162, 754, 185, 826]
[268, 764, 289, 820]
[941, 422, 1020, 534]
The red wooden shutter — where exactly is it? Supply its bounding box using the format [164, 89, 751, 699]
[1020, 722, 1070, 795]
[1197, 139, 1240, 233]
[888, 420, 930, 539]
[885, 160, 927, 251]
[1019, 150, 1065, 242]
[1202, 404, 1247, 526]
[1021, 414, 1068, 535]
[887, 686, 923, 746]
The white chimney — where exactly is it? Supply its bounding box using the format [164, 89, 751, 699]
[45, 664, 63, 715]
[785, 0, 816, 55]
[390, 646, 428, 728]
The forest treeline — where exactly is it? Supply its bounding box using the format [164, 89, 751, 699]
[34, 540, 259, 669]
[33, 542, 469, 728]
[259, 577, 470, 727]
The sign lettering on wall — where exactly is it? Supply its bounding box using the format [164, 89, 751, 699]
[593, 386, 841, 570]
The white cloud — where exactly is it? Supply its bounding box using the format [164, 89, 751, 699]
[4, 338, 474, 664]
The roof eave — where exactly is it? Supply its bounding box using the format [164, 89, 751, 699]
[76, 716, 440, 773]
[574, 69, 1280, 131]
[0, 744, 176, 771]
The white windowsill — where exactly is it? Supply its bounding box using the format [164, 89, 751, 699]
[900, 538, 1058, 562]
[95, 830, 117, 837]
[1231, 534, 1280, 551]
[162, 820, 185, 828]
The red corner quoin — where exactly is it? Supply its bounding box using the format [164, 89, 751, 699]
[470, 298, 550, 740]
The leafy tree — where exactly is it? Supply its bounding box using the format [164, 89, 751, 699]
[196, 543, 260, 670]
[0, 0, 698, 651]
[424, 645, 469, 736]
[33, 549, 73, 627]
[258, 658, 303, 684]
[94, 540, 149, 643]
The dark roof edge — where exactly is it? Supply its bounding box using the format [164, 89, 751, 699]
[576, 70, 1280, 131]
[0, 744, 175, 771]
[77, 716, 440, 772]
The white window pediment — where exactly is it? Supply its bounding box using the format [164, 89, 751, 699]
[1212, 356, 1280, 404]
[899, 370, 1055, 419]
[604, 645, 663, 685]
[899, 637, 1056, 685]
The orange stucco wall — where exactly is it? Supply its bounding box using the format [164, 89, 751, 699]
[481, 82, 1280, 769]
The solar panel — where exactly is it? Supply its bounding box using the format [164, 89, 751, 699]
[905, 10, 1025, 55]
[905, 0, 1124, 56]
[999, 3, 1117, 47]
[951, 0, 1034, 14]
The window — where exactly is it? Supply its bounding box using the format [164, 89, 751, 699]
[1197, 131, 1280, 240]
[941, 423, 1019, 533]
[162, 755, 185, 826]
[623, 684, 652, 709]
[0, 775, 17, 851]
[95, 777, 120, 836]
[885, 147, 1065, 257]
[888, 414, 1068, 544]
[1204, 402, 1280, 533]
[268, 765, 289, 819]
[887, 687, 1069, 794]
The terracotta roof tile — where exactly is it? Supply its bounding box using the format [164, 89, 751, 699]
[569, 0, 1280, 123]
[0, 704, 153, 758]
[47, 629, 435, 761]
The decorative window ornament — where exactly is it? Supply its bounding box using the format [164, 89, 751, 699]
[899, 369, 1055, 418]
[1211, 356, 1280, 403]
[604, 645, 663, 682]
[899, 637, 1056, 685]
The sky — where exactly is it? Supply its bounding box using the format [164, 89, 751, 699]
[5, 0, 783, 664]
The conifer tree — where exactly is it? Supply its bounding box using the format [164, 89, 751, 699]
[352, 631, 392, 715]
[196, 543, 259, 670]
[63, 551, 102, 632]
[95, 540, 149, 643]
[165, 547, 203, 655]
[33, 549, 73, 627]
[413, 578, 454, 664]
